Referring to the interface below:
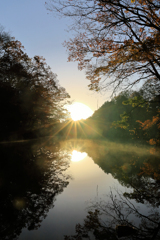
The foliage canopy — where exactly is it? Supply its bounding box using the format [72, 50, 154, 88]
[47, 0, 160, 93]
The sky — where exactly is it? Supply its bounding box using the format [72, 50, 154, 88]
[0, 0, 111, 112]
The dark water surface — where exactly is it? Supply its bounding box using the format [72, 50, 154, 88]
[1, 138, 160, 240]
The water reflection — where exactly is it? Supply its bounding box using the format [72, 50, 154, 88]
[1, 139, 160, 240]
[65, 188, 160, 239]
[62, 139, 160, 240]
[0, 138, 71, 240]
[71, 150, 87, 162]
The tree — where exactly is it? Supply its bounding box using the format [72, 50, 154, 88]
[0, 28, 70, 139]
[111, 86, 160, 146]
[46, 0, 160, 93]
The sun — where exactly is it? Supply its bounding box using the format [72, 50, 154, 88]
[71, 150, 87, 162]
[67, 102, 93, 121]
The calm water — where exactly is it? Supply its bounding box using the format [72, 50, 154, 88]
[1, 139, 160, 239]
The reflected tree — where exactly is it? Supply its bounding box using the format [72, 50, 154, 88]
[75, 139, 160, 189]
[124, 154, 160, 207]
[0, 138, 71, 240]
[82, 139, 160, 210]
[63, 140, 160, 239]
[64, 189, 160, 240]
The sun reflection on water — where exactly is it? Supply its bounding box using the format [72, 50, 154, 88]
[71, 150, 87, 162]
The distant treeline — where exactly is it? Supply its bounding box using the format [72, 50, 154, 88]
[58, 84, 160, 148]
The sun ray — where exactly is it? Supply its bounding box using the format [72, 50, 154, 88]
[65, 121, 75, 139]
[52, 119, 73, 137]
[82, 120, 103, 138]
[75, 121, 88, 138]
[73, 121, 77, 139]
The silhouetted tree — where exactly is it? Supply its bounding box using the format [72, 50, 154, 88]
[0, 27, 70, 140]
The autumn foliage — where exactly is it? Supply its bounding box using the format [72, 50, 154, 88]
[47, 0, 160, 92]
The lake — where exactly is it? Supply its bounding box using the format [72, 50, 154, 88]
[1, 139, 160, 240]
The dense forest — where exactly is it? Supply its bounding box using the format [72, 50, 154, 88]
[0, 28, 70, 141]
[58, 82, 160, 151]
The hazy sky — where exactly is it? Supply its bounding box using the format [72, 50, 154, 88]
[0, 0, 111, 111]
